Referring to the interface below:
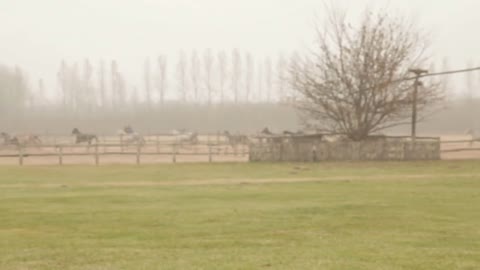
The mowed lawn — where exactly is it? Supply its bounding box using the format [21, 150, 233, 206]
[1, 161, 480, 270]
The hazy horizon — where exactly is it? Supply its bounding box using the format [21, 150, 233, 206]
[1, 0, 480, 98]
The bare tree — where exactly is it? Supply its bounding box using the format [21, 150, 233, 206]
[156, 55, 168, 106]
[37, 78, 45, 107]
[203, 49, 214, 105]
[217, 51, 228, 104]
[190, 50, 201, 102]
[231, 49, 242, 103]
[264, 56, 273, 102]
[111, 60, 119, 108]
[289, 7, 441, 141]
[98, 60, 106, 109]
[70, 62, 80, 112]
[256, 60, 263, 102]
[131, 86, 139, 108]
[117, 71, 127, 109]
[83, 59, 93, 112]
[0, 65, 29, 113]
[176, 50, 188, 103]
[58, 60, 69, 108]
[144, 58, 152, 108]
[276, 53, 288, 102]
[13, 67, 28, 110]
[244, 52, 254, 102]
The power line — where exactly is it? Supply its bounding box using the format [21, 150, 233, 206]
[422, 66, 480, 78]
[377, 66, 480, 88]
[405, 66, 480, 82]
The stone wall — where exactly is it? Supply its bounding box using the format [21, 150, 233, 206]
[249, 138, 441, 162]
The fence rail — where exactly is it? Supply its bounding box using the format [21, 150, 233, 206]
[440, 140, 479, 144]
[441, 148, 480, 153]
[0, 141, 249, 166]
[3, 135, 480, 165]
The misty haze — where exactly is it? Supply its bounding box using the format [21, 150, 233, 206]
[1, 1, 480, 269]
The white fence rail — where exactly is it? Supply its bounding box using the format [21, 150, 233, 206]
[0, 141, 249, 166]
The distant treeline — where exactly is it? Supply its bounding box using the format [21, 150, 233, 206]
[0, 65, 30, 114]
[0, 103, 300, 134]
[1, 100, 480, 135]
[53, 49, 294, 111]
[0, 54, 479, 135]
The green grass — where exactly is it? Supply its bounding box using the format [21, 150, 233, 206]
[1, 161, 480, 269]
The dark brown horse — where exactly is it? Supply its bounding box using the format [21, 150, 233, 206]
[223, 131, 250, 146]
[72, 128, 98, 145]
[0, 132, 18, 146]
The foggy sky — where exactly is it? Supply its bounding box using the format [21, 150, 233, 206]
[1, 0, 479, 96]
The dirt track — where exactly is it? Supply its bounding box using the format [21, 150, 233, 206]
[440, 135, 480, 160]
[0, 134, 478, 165]
[0, 138, 249, 165]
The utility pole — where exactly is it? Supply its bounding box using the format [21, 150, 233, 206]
[409, 68, 428, 141]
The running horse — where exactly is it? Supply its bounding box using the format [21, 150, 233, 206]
[171, 129, 199, 144]
[0, 132, 19, 146]
[0, 132, 41, 147]
[465, 128, 480, 147]
[117, 125, 146, 146]
[178, 132, 199, 144]
[223, 131, 250, 147]
[258, 127, 284, 144]
[72, 128, 98, 146]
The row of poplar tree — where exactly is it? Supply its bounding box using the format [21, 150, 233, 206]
[0, 51, 475, 115]
[55, 49, 296, 112]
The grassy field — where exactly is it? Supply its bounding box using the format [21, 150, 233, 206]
[1, 161, 480, 270]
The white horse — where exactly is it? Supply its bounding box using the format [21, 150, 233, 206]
[117, 129, 145, 146]
[465, 128, 480, 147]
[170, 129, 188, 136]
[170, 129, 198, 144]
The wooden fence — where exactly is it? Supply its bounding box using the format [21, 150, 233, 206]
[4, 134, 480, 165]
[0, 141, 249, 166]
[250, 137, 442, 162]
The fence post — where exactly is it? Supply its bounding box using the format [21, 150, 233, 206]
[18, 146, 24, 166]
[120, 135, 124, 153]
[103, 135, 107, 153]
[172, 144, 177, 163]
[136, 144, 141, 165]
[156, 135, 160, 153]
[95, 144, 99, 166]
[208, 145, 212, 163]
[58, 146, 63, 166]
